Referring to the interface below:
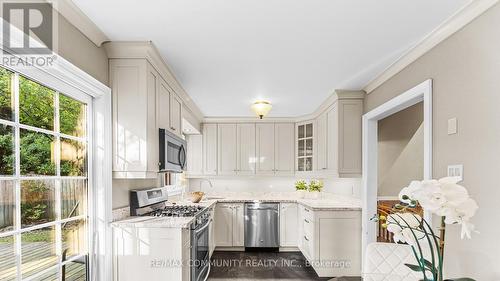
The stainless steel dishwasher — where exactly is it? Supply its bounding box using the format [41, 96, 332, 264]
[244, 202, 279, 248]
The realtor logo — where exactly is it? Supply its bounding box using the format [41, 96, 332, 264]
[2, 1, 54, 55]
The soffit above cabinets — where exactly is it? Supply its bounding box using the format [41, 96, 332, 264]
[73, 0, 471, 117]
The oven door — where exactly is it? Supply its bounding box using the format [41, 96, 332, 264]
[159, 129, 187, 173]
[191, 219, 210, 281]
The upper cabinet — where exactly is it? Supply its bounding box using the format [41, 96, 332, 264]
[256, 123, 295, 175]
[296, 121, 314, 172]
[106, 42, 188, 179]
[217, 123, 238, 175]
[110, 59, 159, 179]
[237, 124, 256, 175]
[203, 124, 218, 175]
[314, 91, 364, 177]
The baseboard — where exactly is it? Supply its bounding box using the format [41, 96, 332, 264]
[279, 247, 300, 252]
[214, 246, 245, 251]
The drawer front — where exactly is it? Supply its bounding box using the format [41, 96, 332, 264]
[300, 205, 314, 222]
[301, 233, 314, 261]
[303, 217, 314, 238]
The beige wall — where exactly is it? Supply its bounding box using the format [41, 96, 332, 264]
[56, 14, 108, 84]
[364, 3, 500, 280]
[378, 102, 423, 197]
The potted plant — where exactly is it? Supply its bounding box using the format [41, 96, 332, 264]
[295, 180, 308, 198]
[308, 180, 323, 199]
[374, 177, 478, 281]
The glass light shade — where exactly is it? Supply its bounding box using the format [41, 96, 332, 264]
[251, 101, 272, 119]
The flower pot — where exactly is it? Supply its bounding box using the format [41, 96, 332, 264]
[295, 190, 306, 198]
[307, 191, 321, 199]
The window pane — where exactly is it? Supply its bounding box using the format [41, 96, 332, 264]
[298, 158, 304, 171]
[19, 76, 55, 130]
[305, 157, 312, 171]
[61, 179, 87, 219]
[298, 125, 304, 139]
[64, 260, 87, 281]
[21, 180, 55, 228]
[21, 226, 57, 279]
[30, 267, 59, 281]
[20, 129, 56, 176]
[62, 219, 87, 259]
[306, 123, 313, 138]
[0, 68, 13, 121]
[0, 235, 16, 281]
[61, 138, 87, 177]
[298, 139, 304, 157]
[0, 180, 15, 233]
[60, 94, 86, 138]
[0, 124, 14, 175]
[305, 139, 313, 156]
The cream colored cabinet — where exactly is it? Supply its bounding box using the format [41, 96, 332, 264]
[279, 203, 298, 247]
[156, 79, 171, 131]
[296, 121, 314, 172]
[316, 112, 328, 171]
[274, 123, 295, 175]
[203, 124, 218, 175]
[214, 203, 244, 247]
[209, 206, 216, 257]
[169, 93, 182, 136]
[256, 123, 275, 175]
[217, 124, 238, 175]
[314, 91, 363, 177]
[297, 205, 362, 277]
[256, 123, 295, 175]
[237, 124, 256, 175]
[110, 59, 159, 179]
[186, 134, 203, 176]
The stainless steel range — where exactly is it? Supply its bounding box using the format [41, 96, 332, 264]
[130, 187, 211, 281]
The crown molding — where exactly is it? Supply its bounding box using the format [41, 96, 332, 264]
[363, 0, 499, 94]
[204, 89, 365, 124]
[103, 41, 205, 124]
[52, 0, 109, 46]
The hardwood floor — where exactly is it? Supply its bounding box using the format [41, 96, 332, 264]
[208, 251, 361, 281]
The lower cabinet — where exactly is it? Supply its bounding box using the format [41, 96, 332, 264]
[209, 206, 216, 257]
[279, 203, 298, 247]
[113, 226, 191, 281]
[214, 203, 245, 247]
[298, 205, 362, 277]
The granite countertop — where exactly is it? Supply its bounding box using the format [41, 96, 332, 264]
[111, 192, 361, 228]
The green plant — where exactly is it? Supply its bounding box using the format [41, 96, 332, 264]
[308, 180, 323, 192]
[295, 180, 308, 191]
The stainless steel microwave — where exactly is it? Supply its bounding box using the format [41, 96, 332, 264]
[159, 129, 187, 173]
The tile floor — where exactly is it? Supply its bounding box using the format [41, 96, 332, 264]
[208, 251, 361, 281]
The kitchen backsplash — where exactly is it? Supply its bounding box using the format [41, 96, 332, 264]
[188, 177, 361, 198]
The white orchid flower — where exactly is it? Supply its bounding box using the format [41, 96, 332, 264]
[398, 181, 422, 203]
[412, 181, 446, 211]
[386, 213, 423, 245]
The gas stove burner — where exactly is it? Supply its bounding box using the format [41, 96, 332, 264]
[150, 205, 204, 217]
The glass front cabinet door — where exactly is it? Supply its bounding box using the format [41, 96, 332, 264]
[296, 121, 314, 172]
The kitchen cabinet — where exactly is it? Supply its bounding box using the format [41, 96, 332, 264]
[237, 124, 256, 175]
[186, 134, 203, 176]
[214, 203, 244, 247]
[256, 123, 295, 175]
[113, 226, 191, 281]
[298, 205, 362, 277]
[314, 92, 363, 177]
[169, 92, 183, 136]
[256, 123, 275, 175]
[110, 55, 185, 179]
[110, 59, 159, 179]
[217, 124, 238, 175]
[274, 123, 295, 175]
[209, 206, 216, 257]
[279, 203, 298, 247]
[296, 121, 314, 172]
[203, 124, 218, 175]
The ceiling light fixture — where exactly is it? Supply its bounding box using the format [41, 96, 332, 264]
[251, 101, 272, 119]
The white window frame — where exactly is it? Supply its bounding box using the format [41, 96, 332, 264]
[0, 23, 113, 281]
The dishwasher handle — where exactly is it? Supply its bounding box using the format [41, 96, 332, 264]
[246, 207, 279, 211]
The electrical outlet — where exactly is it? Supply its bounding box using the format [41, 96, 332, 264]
[447, 164, 463, 181]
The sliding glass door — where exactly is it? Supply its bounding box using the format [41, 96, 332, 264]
[0, 66, 91, 281]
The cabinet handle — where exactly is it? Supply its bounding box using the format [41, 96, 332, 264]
[322, 168, 327, 170]
[304, 219, 310, 224]
[304, 236, 309, 241]
[170, 126, 176, 131]
[304, 208, 310, 212]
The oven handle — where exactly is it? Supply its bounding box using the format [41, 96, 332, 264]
[195, 219, 211, 235]
[203, 258, 211, 281]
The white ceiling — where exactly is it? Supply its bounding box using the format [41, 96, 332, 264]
[73, 0, 470, 117]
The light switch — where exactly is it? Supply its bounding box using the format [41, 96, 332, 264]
[447, 164, 463, 181]
[448, 118, 457, 135]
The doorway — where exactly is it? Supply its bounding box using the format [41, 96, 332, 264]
[361, 79, 432, 255]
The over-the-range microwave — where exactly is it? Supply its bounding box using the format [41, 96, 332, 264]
[159, 128, 187, 173]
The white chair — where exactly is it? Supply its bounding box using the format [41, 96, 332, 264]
[363, 242, 428, 281]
